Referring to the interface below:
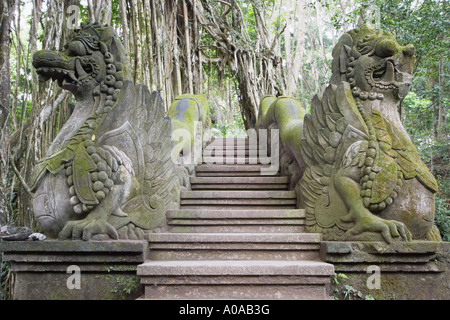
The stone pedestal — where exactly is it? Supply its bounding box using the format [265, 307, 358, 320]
[0, 240, 147, 300]
[138, 260, 334, 300]
[320, 241, 450, 300]
[2, 239, 449, 300]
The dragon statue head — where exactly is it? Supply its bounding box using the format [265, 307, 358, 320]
[331, 24, 415, 102]
[33, 22, 131, 98]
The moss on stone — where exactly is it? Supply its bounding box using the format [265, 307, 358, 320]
[168, 94, 210, 157]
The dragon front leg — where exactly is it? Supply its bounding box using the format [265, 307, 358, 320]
[59, 165, 132, 241]
[334, 166, 412, 243]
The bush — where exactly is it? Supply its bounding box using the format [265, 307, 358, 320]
[435, 178, 450, 241]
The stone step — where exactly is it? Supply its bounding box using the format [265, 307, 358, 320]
[137, 260, 334, 300]
[204, 138, 276, 152]
[202, 157, 266, 165]
[166, 209, 305, 233]
[135, 137, 333, 300]
[203, 150, 276, 157]
[180, 190, 296, 209]
[146, 232, 318, 261]
[207, 138, 250, 142]
[180, 203, 296, 210]
[205, 138, 273, 147]
[206, 138, 253, 145]
[205, 144, 258, 150]
[190, 176, 289, 190]
[204, 150, 257, 157]
[181, 190, 296, 199]
[204, 145, 258, 152]
[195, 164, 279, 176]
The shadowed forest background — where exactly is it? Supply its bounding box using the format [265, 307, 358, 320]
[0, 0, 448, 293]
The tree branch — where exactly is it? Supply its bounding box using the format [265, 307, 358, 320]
[269, 23, 286, 52]
[10, 155, 33, 198]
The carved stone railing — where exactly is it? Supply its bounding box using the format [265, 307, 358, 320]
[257, 95, 305, 190]
[167, 93, 211, 172]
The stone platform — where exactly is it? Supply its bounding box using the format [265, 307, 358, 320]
[138, 260, 333, 300]
[2, 239, 448, 300]
[0, 240, 147, 300]
[321, 241, 450, 300]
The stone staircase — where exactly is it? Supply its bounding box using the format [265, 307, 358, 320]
[137, 137, 334, 299]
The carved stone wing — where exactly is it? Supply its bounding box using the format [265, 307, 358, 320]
[298, 81, 369, 236]
[103, 83, 182, 231]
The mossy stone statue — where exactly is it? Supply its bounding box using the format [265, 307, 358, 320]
[257, 95, 306, 189]
[299, 25, 440, 242]
[30, 23, 188, 240]
[168, 93, 210, 160]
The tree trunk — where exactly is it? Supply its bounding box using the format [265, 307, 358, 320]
[118, 0, 130, 53]
[284, 0, 292, 93]
[88, 0, 111, 24]
[286, 0, 305, 97]
[437, 56, 446, 139]
[0, 0, 14, 129]
[0, 0, 16, 226]
[183, 0, 193, 94]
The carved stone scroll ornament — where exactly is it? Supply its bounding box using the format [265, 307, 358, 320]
[299, 25, 440, 243]
[30, 23, 188, 240]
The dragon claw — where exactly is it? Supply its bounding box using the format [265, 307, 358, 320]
[59, 217, 118, 241]
[342, 210, 412, 243]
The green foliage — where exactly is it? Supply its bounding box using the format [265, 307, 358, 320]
[435, 178, 450, 241]
[376, 0, 449, 65]
[332, 272, 349, 285]
[78, 3, 89, 23]
[331, 273, 375, 300]
[403, 92, 449, 241]
[212, 113, 247, 138]
[341, 285, 375, 300]
[402, 92, 434, 155]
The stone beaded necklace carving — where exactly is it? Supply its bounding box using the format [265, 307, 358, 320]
[64, 39, 126, 216]
[354, 98, 404, 212]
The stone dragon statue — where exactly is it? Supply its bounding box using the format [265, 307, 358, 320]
[259, 25, 440, 243]
[30, 23, 188, 240]
[299, 25, 440, 243]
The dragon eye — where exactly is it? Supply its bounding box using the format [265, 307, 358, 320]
[375, 39, 397, 58]
[402, 44, 415, 57]
[67, 41, 87, 56]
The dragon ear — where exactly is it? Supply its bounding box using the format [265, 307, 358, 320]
[331, 33, 354, 84]
[109, 36, 132, 81]
[98, 26, 133, 82]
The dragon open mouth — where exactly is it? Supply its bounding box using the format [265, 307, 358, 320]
[35, 56, 97, 93]
[369, 59, 399, 90]
[37, 66, 78, 91]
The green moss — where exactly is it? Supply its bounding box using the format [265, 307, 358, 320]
[168, 94, 210, 157]
[258, 96, 306, 163]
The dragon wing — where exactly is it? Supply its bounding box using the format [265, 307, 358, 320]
[298, 81, 370, 236]
[97, 82, 185, 231]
